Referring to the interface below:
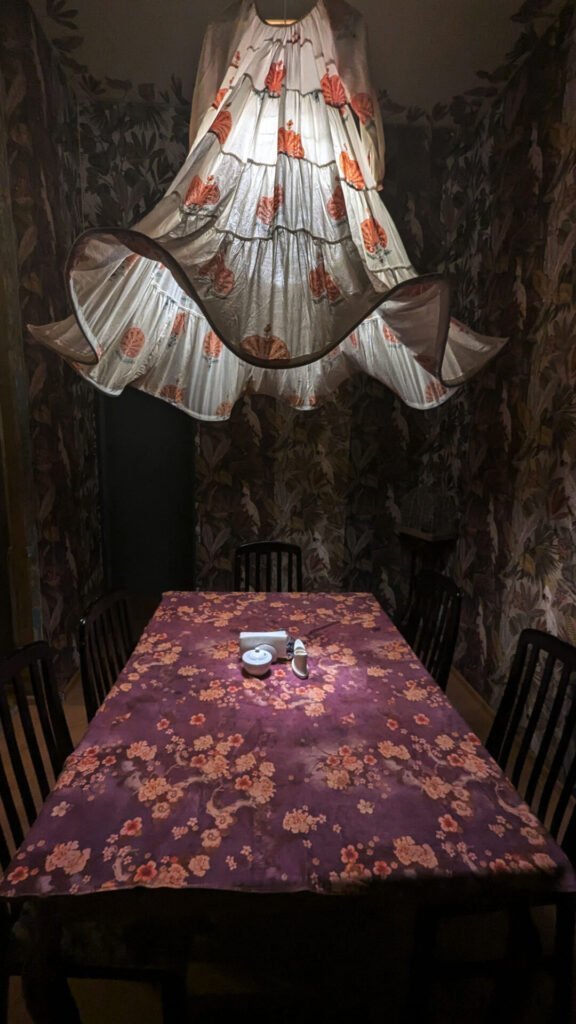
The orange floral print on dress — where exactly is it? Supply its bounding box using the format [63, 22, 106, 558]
[350, 92, 374, 125]
[240, 324, 290, 361]
[203, 330, 223, 363]
[123, 253, 141, 272]
[361, 216, 388, 253]
[256, 185, 285, 225]
[321, 72, 347, 107]
[196, 251, 235, 297]
[212, 87, 229, 109]
[265, 61, 285, 97]
[111, 252, 141, 280]
[339, 150, 366, 190]
[209, 109, 232, 145]
[382, 322, 399, 343]
[425, 380, 447, 403]
[215, 400, 233, 418]
[160, 383, 185, 404]
[185, 175, 221, 207]
[278, 121, 305, 159]
[326, 182, 346, 222]
[171, 311, 188, 336]
[119, 326, 145, 360]
[309, 259, 342, 304]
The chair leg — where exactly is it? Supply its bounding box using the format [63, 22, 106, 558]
[21, 902, 81, 1024]
[0, 904, 11, 1024]
[486, 904, 539, 1024]
[552, 898, 575, 1024]
[405, 906, 439, 1021]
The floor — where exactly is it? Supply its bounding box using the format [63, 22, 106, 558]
[7, 671, 573, 1023]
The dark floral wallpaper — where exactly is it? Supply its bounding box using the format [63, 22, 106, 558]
[77, 84, 189, 228]
[3, 0, 575, 708]
[0, 0, 102, 683]
[440, 3, 576, 704]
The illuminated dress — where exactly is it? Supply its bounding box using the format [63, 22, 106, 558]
[30, 0, 506, 418]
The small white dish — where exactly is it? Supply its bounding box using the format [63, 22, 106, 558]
[242, 647, 273, 677]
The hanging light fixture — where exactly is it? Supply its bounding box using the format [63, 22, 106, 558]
[29, 0, 506, 419]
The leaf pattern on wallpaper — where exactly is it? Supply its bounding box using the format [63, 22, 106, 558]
[437, 3, 576, 705]
[1, 0, 103, 684]
[79, 95, 188, 226]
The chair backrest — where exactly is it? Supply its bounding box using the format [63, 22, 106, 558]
[234, 542, 303, 593]
[399, 570, 462, 691]
[79, 591, 136, 721]
[486, 628, 576, 853]
[0, 642, 73, 870]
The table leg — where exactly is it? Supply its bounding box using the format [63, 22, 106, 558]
[553, 897, 575, 1024]
[21, 900, 81, 1024]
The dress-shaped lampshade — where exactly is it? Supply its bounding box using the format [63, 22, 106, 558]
[28, 0, 507, 418]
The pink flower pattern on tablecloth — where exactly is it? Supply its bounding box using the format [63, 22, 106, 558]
[1, 593, 572, 900]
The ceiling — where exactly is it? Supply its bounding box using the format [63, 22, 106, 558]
[28, 0, 563, 113]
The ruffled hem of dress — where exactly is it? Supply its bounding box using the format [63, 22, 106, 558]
[64, 226, 454, 371]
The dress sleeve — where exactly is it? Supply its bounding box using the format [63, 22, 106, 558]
[188, 1, 245, 150]
[329, 0, 385, 187]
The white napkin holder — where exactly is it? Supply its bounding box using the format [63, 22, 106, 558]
[239, 630, 289, 660]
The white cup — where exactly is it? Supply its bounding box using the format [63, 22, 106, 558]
[242, 647, 273, 677]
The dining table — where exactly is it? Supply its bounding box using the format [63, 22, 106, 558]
[2, 591, 575, 1016]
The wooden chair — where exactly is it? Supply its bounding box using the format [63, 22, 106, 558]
[486, 629, 576, 814]
[485, 629, 576, 1020]
[410, 628, 576, 1021]
[0, 641, 187, 1023]
[0, 641, 73, 1023]
[0, 642, 73, 864]
[79, 591, 136, 721]
[234, 542, 303, 593]
[399, 570, 462, 691]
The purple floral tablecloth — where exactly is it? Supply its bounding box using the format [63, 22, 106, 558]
[2, 592, 573, 898]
